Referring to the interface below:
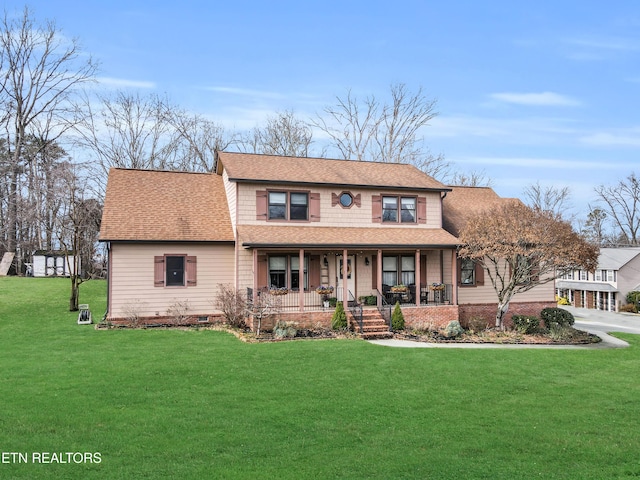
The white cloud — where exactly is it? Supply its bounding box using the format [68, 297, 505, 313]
[565, 37, 640, 52]
[489, 92, 582, 107]
[204, 86, 285, 100]
[580, 128, 640, 147]
[96, 77, 156, 89]
[451, 156, 634, 171]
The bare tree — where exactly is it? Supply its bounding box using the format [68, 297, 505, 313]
[524, 181, 573, 219]
[594, 173, 640, 246]
[448, 169, 494, 187]
[75, 91, 181, 180]
[313, 83, 449, 178]
[166, 109, 236, 172]
[240, 110, 313, 157]
[0, 6, 97, 272]
[56, 163, 101, 310]
[580, 206, 608, 246]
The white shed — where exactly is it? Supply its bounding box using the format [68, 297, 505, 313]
[31, 251, 79, 277]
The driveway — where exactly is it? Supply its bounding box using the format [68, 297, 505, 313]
[562, 306, 640, 347]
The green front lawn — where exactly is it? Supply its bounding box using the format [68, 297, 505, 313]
[2, 277, 640, 479]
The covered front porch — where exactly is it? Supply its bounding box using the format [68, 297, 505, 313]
[249, 247, 459, 312]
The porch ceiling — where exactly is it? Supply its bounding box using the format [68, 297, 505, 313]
[237, 225, 459, 249]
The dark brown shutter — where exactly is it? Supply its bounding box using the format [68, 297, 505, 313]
[417, 196, 427, 224]
[475, 261, 484, 285]
[310, 192, 320, 222]
[420, 254, 427, 286]
[456, 257, 462, 286]
[186, 256, 197, 286]
[257, 255, 268, 289]
[372, 195, 382, 223]
[256, 191, 268, 220]
[331, 192, 339, 206]
[309, 255, 321, 289]
[354, 193, 362, 207]
[154, 256, 165, 287]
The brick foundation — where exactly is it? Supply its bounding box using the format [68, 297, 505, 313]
[458, 301, 556, 329]
[107, 313, 226, 327]
[248, 310, 335, 332]
[401, 305, 460, 330]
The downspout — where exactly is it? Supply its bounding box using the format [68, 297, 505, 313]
[102, 241, 111, 322]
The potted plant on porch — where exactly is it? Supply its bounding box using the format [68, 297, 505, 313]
[315, 285, 334, 308]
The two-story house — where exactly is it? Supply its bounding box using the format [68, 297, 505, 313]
[99, 151, 555, 331]
[555, 247, 640, 312]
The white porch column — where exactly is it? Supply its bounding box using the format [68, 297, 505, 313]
[415, 249, 421, 306]
[342, 249, 349, 306]
[299, 248, 305, 312]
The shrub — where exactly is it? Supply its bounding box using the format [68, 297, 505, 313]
[464, 316, 488, 333]
[331, 301, 347, 330]
[328, 297, 338, 308]
[619, 303, 638, 313]
[549, 323, 572, 342]
[626, 291, 640, 305]
[391, 302, 405, 331]
[540, 307, 574, 329]
[273, 320, 298, 339]
[444, 320, 464, 338]
[216, 284, 247, 328]
[512, 315, 539, 334]
[166, 299, 191, 324]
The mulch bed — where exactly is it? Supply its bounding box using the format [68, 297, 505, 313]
[394, 327, 601, 345]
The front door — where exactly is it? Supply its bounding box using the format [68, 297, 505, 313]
[337, 255, 355, 296]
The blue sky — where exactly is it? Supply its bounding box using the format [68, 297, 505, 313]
[7, 1, 640, 219]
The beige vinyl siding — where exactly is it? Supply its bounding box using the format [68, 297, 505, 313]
[109, 242, 235, 319]
[236, 183, 443, 229]
[457, 270, 555, 304]
[222, 170, 237, 232]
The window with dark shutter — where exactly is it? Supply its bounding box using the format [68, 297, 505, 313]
[166, 256, 185, 286]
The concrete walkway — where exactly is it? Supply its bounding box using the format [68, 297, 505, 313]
[368, 306, 639, 349]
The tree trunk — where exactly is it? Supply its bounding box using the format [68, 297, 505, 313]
[495, 300, 511, 330]
[69, 275, 80, 311]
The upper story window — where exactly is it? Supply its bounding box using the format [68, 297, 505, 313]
[580, 270, 588, 281]
[269, 191, 308, 220]
[257, 190, 319, 222]
[382, 196, 417, 223]
[339, 192, 353, 207]
[607, 270, 616, 282]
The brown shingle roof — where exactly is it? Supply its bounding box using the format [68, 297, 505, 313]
[99, 168, 234, 242]
[442, 186, 519, 236]
[237, 225, 459, 248]
[217, 151, 450, 191]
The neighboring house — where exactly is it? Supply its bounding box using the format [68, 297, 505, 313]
[99, 152, 555, 330]
[556, 247, 640, 312]
[29, 250, 79, 277]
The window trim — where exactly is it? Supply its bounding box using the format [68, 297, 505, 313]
[154, 254, 197, 288]
[381, 195, 418, 224]
[266, 190, 311, 222]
